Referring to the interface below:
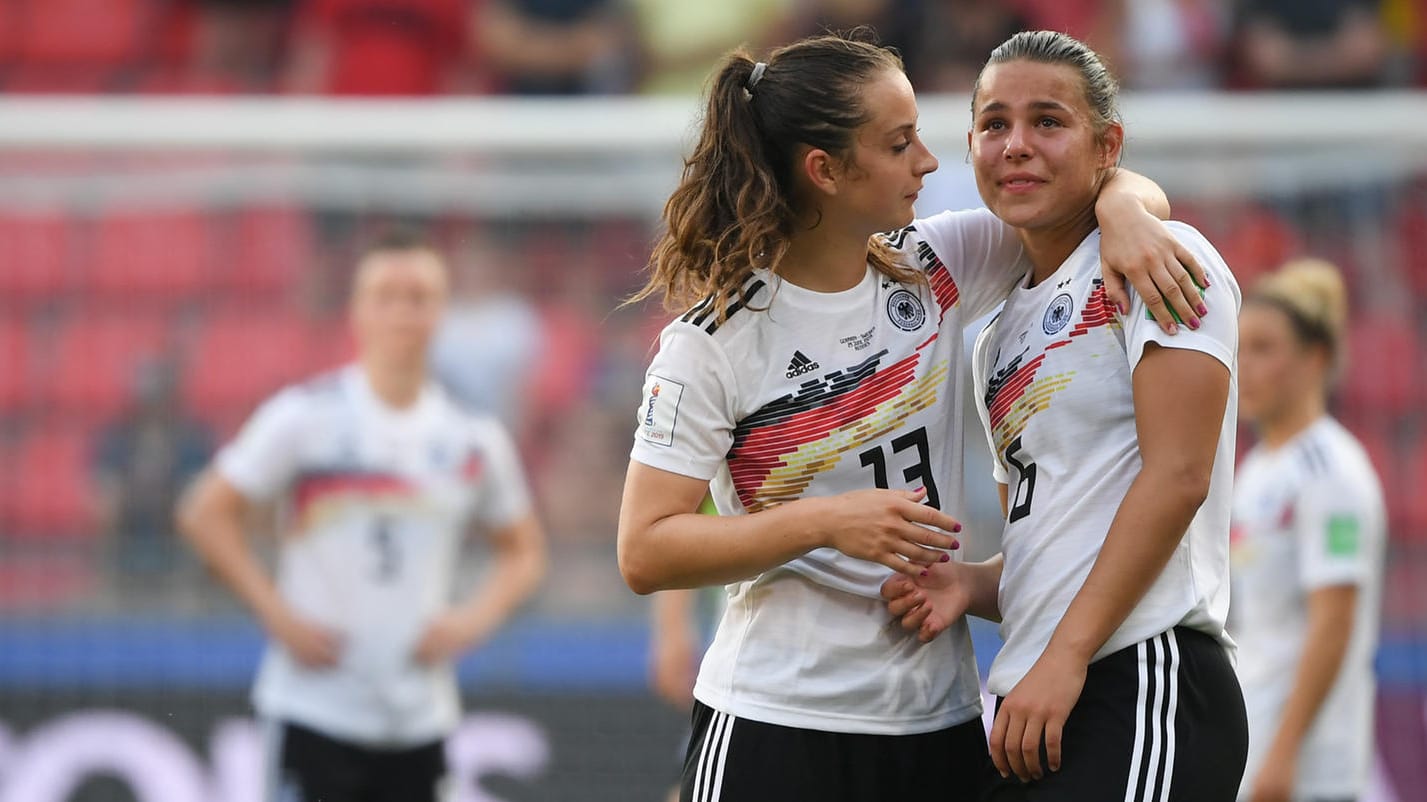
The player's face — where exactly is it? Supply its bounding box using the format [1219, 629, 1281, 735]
[1237, 303, 1322, 423]
[969, 61, 1121, 232]
[351, 249, 448, 365]
[837, 69, 939, 233]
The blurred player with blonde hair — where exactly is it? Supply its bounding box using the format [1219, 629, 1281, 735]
[1231, 258, 1386, 802]
[177, 229, 547, 802]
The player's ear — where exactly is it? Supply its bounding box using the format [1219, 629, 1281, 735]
[801, 147, 841, 197]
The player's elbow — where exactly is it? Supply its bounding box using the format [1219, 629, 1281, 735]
[617, 532, 664, 596]
[1145, 457, 1213, 514]
[618, 550, 659, 596]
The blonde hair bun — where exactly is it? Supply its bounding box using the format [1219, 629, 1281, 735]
[1256, 258, 1348, 343]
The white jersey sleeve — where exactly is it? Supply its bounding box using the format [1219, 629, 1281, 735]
[971, 318, 1009, 485]
[914, 208, 1025, 320]
[1293, 473, 1379, 589]
[469, 419, 533, 529]
[629, 320, 740, 481]
[1122, 222, 1240, 373]
[216, 388, 308, 501]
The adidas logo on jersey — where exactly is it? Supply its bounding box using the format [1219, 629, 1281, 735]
[785, 350, 821, 379]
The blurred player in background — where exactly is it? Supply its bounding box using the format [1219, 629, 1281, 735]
[1230, 259, 1386, 802]
[176, 229, 547, 802]
[619, 28, 1204, 802]
[886, 31, 1247, 799]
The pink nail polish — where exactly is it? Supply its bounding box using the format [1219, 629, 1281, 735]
[951, 541, 960, 550]
[1188, 317, 1201, 330]
[920, 570, 930, 577]
[953, 524, 963, 533]
[1196, 303, 1208, 317]
[939, 553, 950, 563]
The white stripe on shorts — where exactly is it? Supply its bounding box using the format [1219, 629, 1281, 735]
[1124, 632, 1181, 802]
[1155, 630, 1182, 802]
[1123, 640, 1151, 802]
[692, 710, 734, 802]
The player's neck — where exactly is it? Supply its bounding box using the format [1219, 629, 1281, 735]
[778, 219, 871, 293]
[361, 358, 426, 410]
[1258, 398, 1325, 450]
[1019, 208, 1097, 288]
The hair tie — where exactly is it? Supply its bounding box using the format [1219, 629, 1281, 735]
[746, 62, 767, 92]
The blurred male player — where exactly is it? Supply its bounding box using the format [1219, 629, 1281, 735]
[177, 229, 546, 802]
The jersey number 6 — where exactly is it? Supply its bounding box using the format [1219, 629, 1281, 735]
[858, 426, 941, 510]
[1004, 435, 1036, 523]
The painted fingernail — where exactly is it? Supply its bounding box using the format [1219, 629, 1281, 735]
[920, 570, 930, 577]
[1188, 317, 1201, 330]
[1203, 275, 1212, 288]
[950, 541, 960, 550]
[1167, 322, 1179, 335]
[953, 524, 963, 533]
[939, 553, 951, 562]
[1196, 303, 1208, 317]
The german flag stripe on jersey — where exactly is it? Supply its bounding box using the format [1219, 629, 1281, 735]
[727, 347, 949, 512]
[985, 280, 1119, 457]
[293, 470, 419, 527]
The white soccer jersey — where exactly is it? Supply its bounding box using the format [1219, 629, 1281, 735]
[1230, 417, 1385, 799]
[629, 208, 1024, 735]
[217, 364, 531, 747]
[971, 223, 1241, 696]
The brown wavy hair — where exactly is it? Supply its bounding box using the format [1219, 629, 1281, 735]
[629, 29, 923, 320]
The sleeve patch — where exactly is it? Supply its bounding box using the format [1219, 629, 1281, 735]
[638, 375, 685, 448]
[1327, 514, 1361, 557]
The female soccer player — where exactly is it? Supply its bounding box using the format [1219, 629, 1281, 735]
[885, 31, 1248, 800]
[1231, 259, 1385, 802]
[617, 29, 1210, 802]
[177, 231, 547, 802]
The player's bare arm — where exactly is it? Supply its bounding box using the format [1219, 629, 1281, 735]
[413, 512, 546, 665]
[1247, 584, 1356, 802]
[176, 469, 343, 669]
[617, 461, 961, 594]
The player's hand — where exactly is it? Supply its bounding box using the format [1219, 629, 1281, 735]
[268, 610, 343, 669]
[649, 625, 698, 709]
[1247, 745, 1296, 802]
[990, 646, 1087, 782]
[1098, 203, 1209, 335]
[816, 488, 961, 577]
[412, 608, 481, 666]
[881, 562, 972, 643]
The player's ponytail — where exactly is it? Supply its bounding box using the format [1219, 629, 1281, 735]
[1249, 258, 1350, 384]
[630, 30, 921, 321]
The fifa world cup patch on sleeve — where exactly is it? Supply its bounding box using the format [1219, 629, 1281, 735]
[1327, 514, 1361, 556]
[638, 375, 685, 447]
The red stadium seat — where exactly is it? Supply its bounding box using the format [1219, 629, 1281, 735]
[13, 0, 152, 66]
[0, 212, 72, 299]
[10, 425, 97, 537]
[1403, 443, 1427, 542]
[0, 318, 34, 412]
[86, 210, 214, 301]
[45, 315, 168, 419]
[2, 66, 114, 94]
[230, 207, 314, 297]
[0, 3, 18, 66]
[1341, 316, 1419, 419]
[182, 310, 314, 419]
